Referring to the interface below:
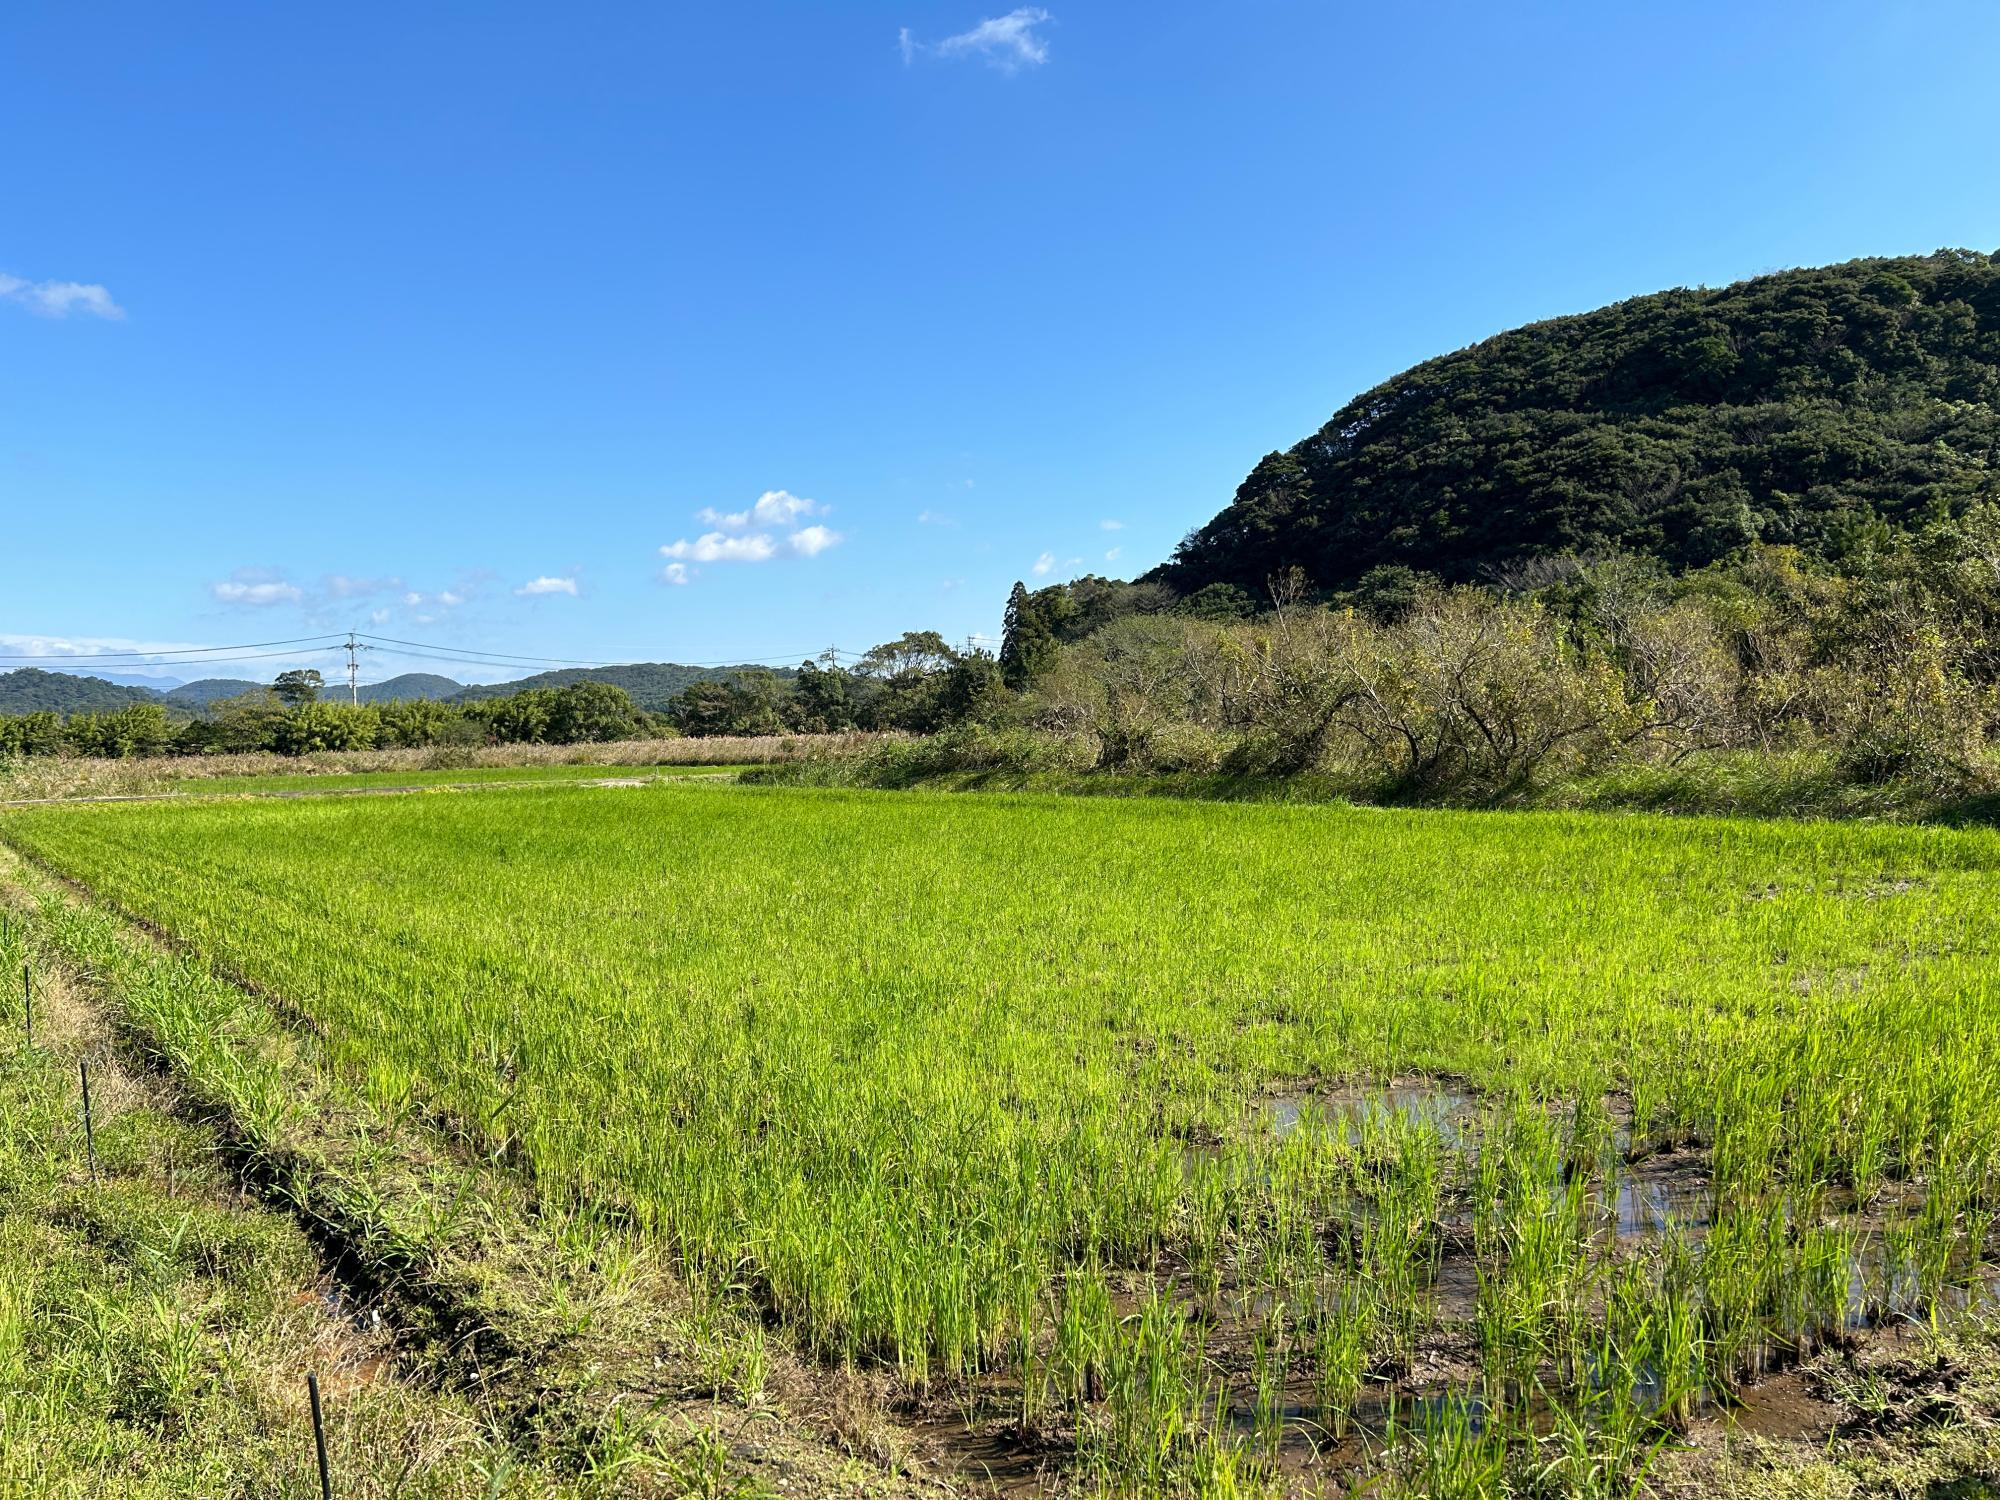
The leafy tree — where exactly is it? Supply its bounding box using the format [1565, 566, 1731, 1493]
[272, 669, 324, 707]
[208, 690, 291, 753]
[1000, 583, 1048, 689]
[547, 681, 644, 743]
[791, 655, 859, 732]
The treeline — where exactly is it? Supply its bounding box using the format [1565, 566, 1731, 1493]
[0, 680, 662, 760]
[0, 634, 1007, 760]
[863, 502, 2000, 801]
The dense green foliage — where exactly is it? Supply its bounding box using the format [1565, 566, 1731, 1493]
[448, 661, 789, 712]
[971, 506, 2000, 808]
[0, 670, 161, 716]
[660, 634, 1000, 737]
[1152, 251, 2000, 596]
[0, 680, 663, 761]
[8, 784, 1999, 1491]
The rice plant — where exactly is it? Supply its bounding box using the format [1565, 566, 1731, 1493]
[7, 780, 2000, 1493]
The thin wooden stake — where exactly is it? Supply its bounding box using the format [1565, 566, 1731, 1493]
[308, 1371, 333, 1500]
[20, 965, 29, 1048]
[80, 1060, 98, 1181]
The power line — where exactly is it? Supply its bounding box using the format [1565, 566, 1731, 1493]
[352, 634, 630, 668]
[359, 648, 833, 680]
[16, 646, 344, 674]
[6, 627, 990, 688]
[0, 634, 346, 663]
[357, 634, 841, 670]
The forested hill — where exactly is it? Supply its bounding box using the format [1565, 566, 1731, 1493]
[0, 669, 161, 715]
[1149, 251, 2000, 595]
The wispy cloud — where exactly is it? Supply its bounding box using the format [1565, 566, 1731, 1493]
[901, 8, 1053, 72]
[211, 577, 305, 607]
[0, 631, 210, 661]
[659, 490, 843, 584]
[695, 489, 824, 531]
[0, 272, 124, 320]
[660, 532, 779, 564]
[1105, 546, 1122, 562]
[323, 574, 402, 601]
[1032, 550, 1056, 577]
[514, 576, 579, 597]
[1100, 519, 1124, 531]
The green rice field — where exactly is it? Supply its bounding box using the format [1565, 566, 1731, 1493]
[5, 781, 1998, 1493]
[158, 762, 758, 795]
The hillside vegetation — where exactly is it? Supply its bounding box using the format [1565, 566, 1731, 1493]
[1153, 251, 2000, 595]
[0, 669, 161, 715]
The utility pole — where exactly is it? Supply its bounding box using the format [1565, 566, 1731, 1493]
[343, 631, 371, 705]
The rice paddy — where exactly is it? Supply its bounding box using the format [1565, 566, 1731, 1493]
[4, 781, 1998, 1494]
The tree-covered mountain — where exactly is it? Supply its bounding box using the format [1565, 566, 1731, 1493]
[448, 663, 792, 713]
[356, 673, 461, 704]
[0, 669, 165, 715]
[1149, 251, 2000, 596]
[162, 679, 265, 708]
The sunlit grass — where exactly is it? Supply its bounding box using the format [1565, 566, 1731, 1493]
[6, 782, 1998, 1490]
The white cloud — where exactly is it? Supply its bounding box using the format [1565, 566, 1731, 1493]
[1106, 546, 1122, 562]
[403, 591, 425, 607]
[918, 508, 961, 527]
[660, 532, 779, 564]
[696, 489, 825, 532]
[439, 591, 465, 607]
[212, 579, 304, 607]
[658, 490, 843, 583]
[0, 272, 124, 320]
[1032, 550, 1056, 577]
[514, 576, 579, 597]
[904, 8, 1053, 72]
[369, 609, 391, 625]
[787, 524, 842, 557]
[1100, 519, 1124, 531]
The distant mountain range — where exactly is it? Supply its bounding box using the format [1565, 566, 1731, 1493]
[0, 662, 791, 717]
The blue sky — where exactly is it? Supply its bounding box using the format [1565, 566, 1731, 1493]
[5, 1, 2000, 685]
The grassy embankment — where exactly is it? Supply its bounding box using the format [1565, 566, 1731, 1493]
[6, 781, 2000, 1493]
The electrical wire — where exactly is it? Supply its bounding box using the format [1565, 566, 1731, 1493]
[7, 628, 993, 691]
[0, 634, 346, 663]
